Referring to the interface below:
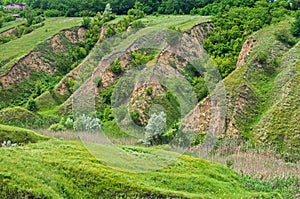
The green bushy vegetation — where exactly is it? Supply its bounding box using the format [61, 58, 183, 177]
[0, 10, 16, 28]
[202, 0, 291, 78]
[291, 10, 300, 37]
[0, 124, 48, 144]
[0, 106, 58, 129]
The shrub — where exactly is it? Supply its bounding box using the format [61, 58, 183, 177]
[191, 132, 207, 146]
[73, 114, 101, 132]
[130, 110, 142, 126]
[291, 10, 300, 37]
[82, 17, 91, 29]
[66, 78, 75, 92]
[64, 118, 74, 129]
[26, 98, 38, 112]
[143, 112, 166, 146]
[256, 51, 269, 64]
[131, 51, 154, 67]
[109, 59, 123, 75]
[146, 87, 153, 96]
[131, 20, 145, 29]
[44, 9, 63, 17]
[93, 76, 102, 87]
[192, 77, 208, 102]
[48, 123, 66, 132]
[275, 29, 297, 46]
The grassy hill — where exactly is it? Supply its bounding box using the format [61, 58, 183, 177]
[0, 139, 279, 198]
[220, 19, 300, 161]
[34, 15, 211, 114]
[0, 17, 82, 75]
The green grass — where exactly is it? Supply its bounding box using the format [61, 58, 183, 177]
[139, 15, 210, 32]
[0, 107, 57, 129]
[0, 18, 25, 33]
[0, 124, 48, 144]
[0, 17, 82, 76]
[107, 15, 210, 32]
[0, 139, 276, 198]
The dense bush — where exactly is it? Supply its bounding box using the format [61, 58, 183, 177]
[203, 0, 290, 78]
[109, 59, 123, 75]
[48, 123, 66, 132]
[44, 9, 63, 17]
[275, 29, 297, 46]
[130, 50, 154, 67]
[26, 98, 38, 112]
[73, 114, 101, 132]
[291, 10, 300, 37]
[143, 112, 166, 146]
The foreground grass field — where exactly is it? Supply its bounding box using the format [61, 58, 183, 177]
[0, 139, 278, 198]
[0, 17, 82, 76]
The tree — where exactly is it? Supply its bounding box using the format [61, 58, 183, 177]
[144, 112, 167, 145]
[109, 59, 123, 75]
[73, 114, 101, 132]
[25, 6, 34, 26]
[26, 98, 38, 112]
[291, 10, 300, 37]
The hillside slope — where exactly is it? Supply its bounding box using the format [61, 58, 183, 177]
[0, 139, 276, 198]
[0, 17, 82, 75]
[183, 20, 300, 161]
[0, 19, 85, 112]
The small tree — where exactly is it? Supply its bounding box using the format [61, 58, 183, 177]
[82, 17, 91, 29]
[291, 10, 300, 37]
[25, 7, 34, 26]
[73, 114, 101, 132]
[103, 3, 115, 21]
[144, 112, 167, 146]
[109, 59, 123, 75]
[26, 98, 38, 112]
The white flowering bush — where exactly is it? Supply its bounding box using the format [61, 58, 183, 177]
[1, 140, 17, 148]
[73, 114, 101, 133]
[143, 112, 166, 146]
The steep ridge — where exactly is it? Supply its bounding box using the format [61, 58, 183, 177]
[182, 20, 300, 161]
[48, 21, 214, 119]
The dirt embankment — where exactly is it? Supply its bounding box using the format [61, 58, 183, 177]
[58, 22, 215, 117]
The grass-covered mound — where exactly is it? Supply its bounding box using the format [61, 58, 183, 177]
[0, 107, 43, 128]
[0, 139, 278, 198]
[0, 124, 48, 144]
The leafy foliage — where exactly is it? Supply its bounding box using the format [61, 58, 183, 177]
[73, 114, 101, 132]
[143, 112, 166, 146]
[109, 59, 123, 75]
[291, 10, 300, 37]
[203, 0, 290, 78]
[0, 124, 48, 145]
